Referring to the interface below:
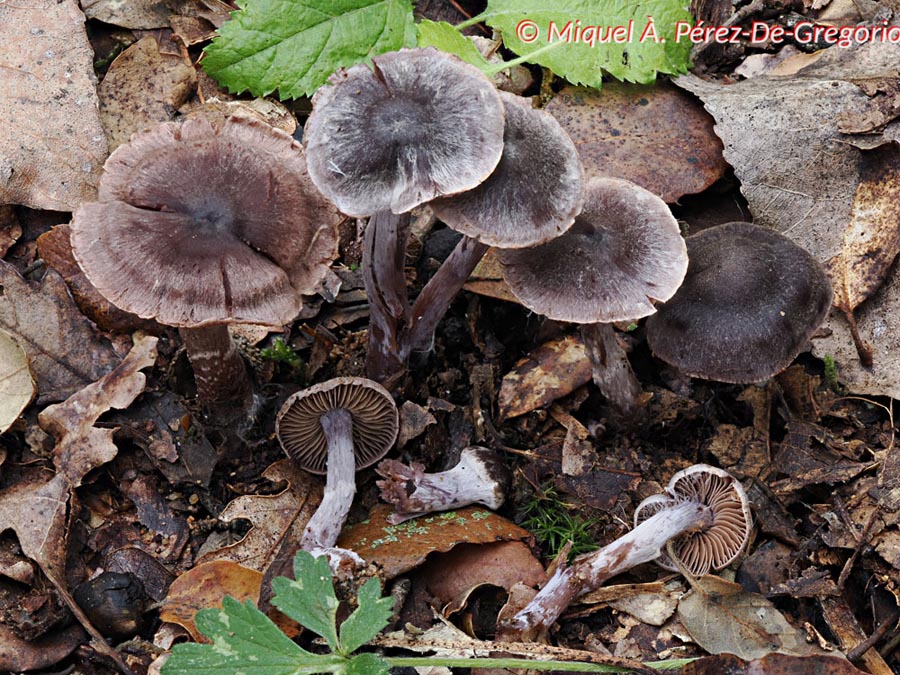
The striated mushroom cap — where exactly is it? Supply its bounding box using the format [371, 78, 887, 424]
[634, 464, 751, 577]
[304, 48, 506, 217]
[499, 177, 687, 323]
[71, 116, 341, 329]
[645, 221, 833, 383]
[276, 377, 399, 475]
[430, 91, 584, 248]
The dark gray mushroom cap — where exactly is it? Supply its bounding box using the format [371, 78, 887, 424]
[430, 91, 584, 248]
[304, 47, 505, 217]
[499, 177, 687, 323]
[71, 116, 341, 328]
[276, 377, 399, 475]
[645, 221, 833, 383]
[634, 464, 752, 577]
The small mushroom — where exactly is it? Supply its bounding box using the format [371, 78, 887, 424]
[645, 221, 833, 383]
[507, 464, 750, 637]
[277, 377, 399, 559]
[375, 446, 510, 524]
[71, 116, 340, 410]
[499, 177, 687, 417]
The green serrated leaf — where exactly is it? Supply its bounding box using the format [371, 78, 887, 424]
[271, 551, 341, 651]
[338, 577, 394, 655]
[161, 596, 342, 675]
[343, 652, 391, 675]
[203, 0, 417, 99]
[416, 20, 492, 73]
[483, 0, 693, 87]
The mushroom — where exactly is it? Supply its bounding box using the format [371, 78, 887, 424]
[645, 221, 833, 383]
[375, 446, 511, 524]
[499, 177, 687, 417]
[304, 47, 506, 387]
[507, 464, 751, 637]
[276, 377, 399, 559]
[71, 116, 340, 410]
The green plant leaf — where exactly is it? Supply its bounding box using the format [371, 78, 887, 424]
[271, 551, 341, 651]
[416, 20, 492, 73]
[343, 652, 391, 675]
[482, 0, 693, 87]
[338, 577, 394, 655]
[202, 0, 417, 99]
[161, 596, 343, 675]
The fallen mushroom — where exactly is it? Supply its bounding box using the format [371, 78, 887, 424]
[376, 446, 510, 524]
[499, 177, 687, 418]
[277, 377, 399, 562]
[71, 116, 340, 411]
[507, 464, 751, 637]
[646, 221, 834, 383]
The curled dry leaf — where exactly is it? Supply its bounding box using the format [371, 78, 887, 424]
[0, 329, 35, 434]
[0, 261, 120, 403]
[544, 82, 728, 203]
[0, 623, 87, 672]
[0, 0, 107, 210]
[681, 652, 866, 675]
[38, 333, 158, 487]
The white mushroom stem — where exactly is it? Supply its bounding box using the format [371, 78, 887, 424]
[179, 325, 252, 407]
[580, 323, 643, 418]
[300, 409, 358, 551]
[508, 499, 713, 637]
[376, 446, 508, 524]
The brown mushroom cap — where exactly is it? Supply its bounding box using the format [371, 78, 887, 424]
[634, 464, 751, 577]
[499, 177, 687, 323]
[276, 377, 399, 475]
[645, 222, 833, 383]
[71, 116, 341, 328]
[304, 47, 506, 217]
[430, 91, 584, 248]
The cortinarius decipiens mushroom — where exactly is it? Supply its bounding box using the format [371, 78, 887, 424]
[277, 377, 398, 558]
[71, 116, 340, 409]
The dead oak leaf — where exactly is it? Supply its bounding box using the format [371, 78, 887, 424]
[38, 333, 157, 487]
[0, 329, 35, 434]
[0, 262, 120, 403]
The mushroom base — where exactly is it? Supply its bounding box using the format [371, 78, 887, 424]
[180, 325, 253, 409]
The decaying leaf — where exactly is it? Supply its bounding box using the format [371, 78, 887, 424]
[38, 333, 157, 487]
[195, 460, 320, 572]
[545, 83, 728, 202]
[677, 576, 835, 660]
[81, 0, 172, 29]
[463, 248, 519, 303]
[0, 262, 120, 403]
[397, 400, 437, 448]
[498, 335, 591, 421]
[0, 0, 108, 210]
[338, 504, 532, 579]
[681, 652, 865, 674]
[0, 329, 35, 434]
[580, 581, 683, 627]
[0, 623, 87, 672]
[98, 37, 197, 152]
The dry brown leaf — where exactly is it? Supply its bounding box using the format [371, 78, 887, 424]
[0, 261, 120, 403]
[98, 36, 197, 152]
[677, 576, 835, 660]
[0, 329, 35, 434]
[681, 652, 865, 674]
[0, 207, 22, 259]
[0, 0, 108, 210]
[397, 400, 437, 448]
[195, 460, 320, 572]
[544, 82, 728, 203]
[580, 581, 682, 626]
[0, 623, 87, 672]
[463, 248, 519, 304]
[81, 0, 171, 29]
[498, 335, 591, 421]
[338, 504, 532, 579]
[38, 333, 157, 487]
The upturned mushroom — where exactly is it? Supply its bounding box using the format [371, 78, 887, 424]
[376, 446, 510, 524]
[71, 116, 340, 411]
[499, 177, 687, 417]
[507, 464, 751, 637]
[645, 221, 833, 383]
[276, 377, 398, 561]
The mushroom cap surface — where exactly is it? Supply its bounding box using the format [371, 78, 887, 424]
[634, 464, 751, 577]
[499, 177, 687, 323]
[430, 91, 584, 248]
[645, 221, 833, 383]
[276, 377, 399, 475]
[304, 47, 506, 217]
[71, 116, 341, 329]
